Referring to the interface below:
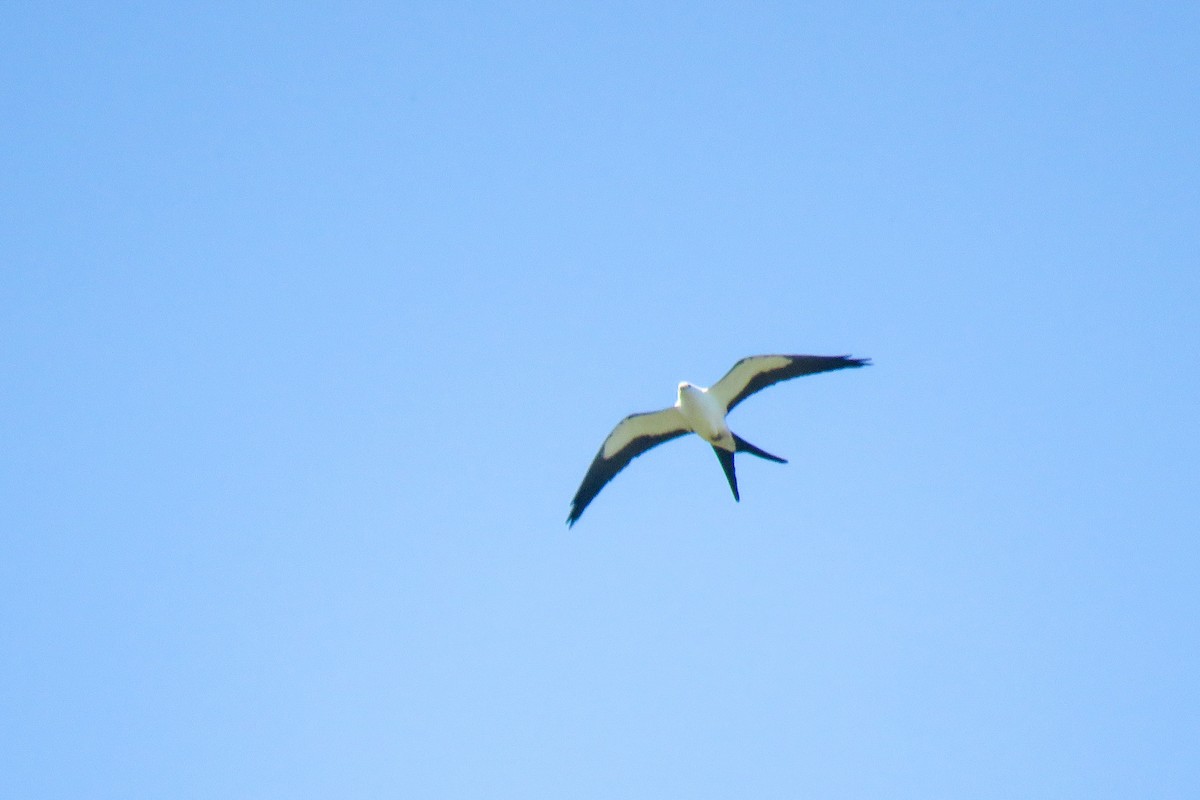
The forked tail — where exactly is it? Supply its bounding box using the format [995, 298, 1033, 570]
[732, 433, 787, 463]
[712, 447, 739, 501]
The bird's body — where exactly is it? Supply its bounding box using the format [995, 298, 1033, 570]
[567, 354, 869, 527]
[677, 383, 732, 448]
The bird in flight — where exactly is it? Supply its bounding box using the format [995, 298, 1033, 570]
[567, 354, 870, 527]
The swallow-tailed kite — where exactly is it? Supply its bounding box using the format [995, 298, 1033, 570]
[567, 354, 870, 527]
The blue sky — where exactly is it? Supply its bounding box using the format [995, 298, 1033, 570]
[3, 2, 1197, 797]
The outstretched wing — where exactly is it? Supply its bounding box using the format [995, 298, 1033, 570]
[568, 407, 689, 527]
[710, 354, 870, 413]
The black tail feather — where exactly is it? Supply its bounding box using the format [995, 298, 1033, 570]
[713, 447, 739, 501]
[733, 433, 787, 463]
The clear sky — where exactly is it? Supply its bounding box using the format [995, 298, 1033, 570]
[3, 3, 1197, 798]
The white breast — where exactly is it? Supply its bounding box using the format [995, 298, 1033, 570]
[677, 385, 730, 444]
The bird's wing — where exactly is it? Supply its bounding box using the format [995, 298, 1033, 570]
[568, 407, 689, 527]
[710, 354, 870, 413]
